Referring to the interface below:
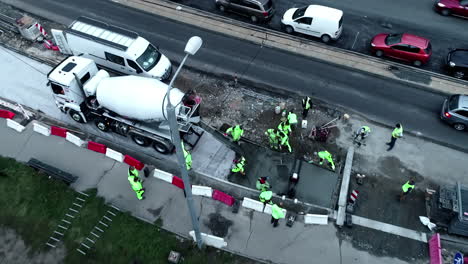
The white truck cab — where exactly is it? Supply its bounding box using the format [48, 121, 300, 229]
[52, 16, 172, 80]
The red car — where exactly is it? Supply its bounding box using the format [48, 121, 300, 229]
[370, 33, 432, 66]
[434, 0, 468, 17]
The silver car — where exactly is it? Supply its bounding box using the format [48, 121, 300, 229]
[441, 94, 468, 131]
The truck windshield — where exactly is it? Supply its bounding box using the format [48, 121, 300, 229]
[136, 44, 162, 71]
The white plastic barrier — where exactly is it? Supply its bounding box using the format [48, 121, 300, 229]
[153, 168, 173, 183]
[263, 203, 287, 216]
[33, 122, 51, 136]
[192, 185, 213, 197]
[65, 132, 85, 147]
[304, 214, 328, 225]
[241, 197, 264, 212]
[105, 148, 124, 162]
[189, 231, 227, 248]
[6, 119, 25, 132]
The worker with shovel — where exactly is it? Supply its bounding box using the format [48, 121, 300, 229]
[318, 150, 335, 171]
[279, 131, 292, 152]
[265, 128, 279, 149]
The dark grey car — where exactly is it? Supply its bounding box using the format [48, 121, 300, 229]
[446, 49, 468, 79]
[441, 94, 468, 131]
[215, 0, 275, 23]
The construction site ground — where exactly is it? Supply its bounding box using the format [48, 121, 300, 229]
[3, 3, 468, 262]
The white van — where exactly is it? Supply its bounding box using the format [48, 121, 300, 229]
[52, 17, 172, 80]
[281, 5, 343, 43]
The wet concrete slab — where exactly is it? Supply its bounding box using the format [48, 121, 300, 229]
[228, 141, 340, 209]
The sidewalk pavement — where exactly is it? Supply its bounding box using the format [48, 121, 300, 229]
[0, 118, 420, 264]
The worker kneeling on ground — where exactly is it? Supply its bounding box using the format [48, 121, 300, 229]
[232, 156, 246, 175]
[265, 128, 279, 150]
[225, 125, 244, 143]
[318, 150, 335, 171]
[278, 120, 292, 135]
[256, 176, 271, 191]
[271, 202, 285, 228]
[354, 126, 371, 141]
[181, 142, 192, 171]
[259, 190, 273, 205]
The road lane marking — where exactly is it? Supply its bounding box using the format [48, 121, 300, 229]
[351, 31, 360, 50]
[352, 215, 428, 243]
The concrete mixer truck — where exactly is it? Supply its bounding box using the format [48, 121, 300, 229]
[47, 55, 202, 154]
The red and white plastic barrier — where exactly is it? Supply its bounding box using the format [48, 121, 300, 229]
[33, 121, 51, 136]
[349, 189, 359, 204]
[105, 148, 124, 163]
[6, 119, 25, 133]
[43, 39, 59, 51]
[212, 190, 235, 206]
[189, 231, 227, 249]
[428, 233, 442, 264]
[66, 131, 85, 147]
[35, 23, 47, 37]
[241, 197, 264, 212]
[192, 185, 213, 197]
[304, 214, 328, 225]
[0, 109, 15, 119]
[153, 168, 174, 183]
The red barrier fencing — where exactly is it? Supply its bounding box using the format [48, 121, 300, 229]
[123, 155, 144, 170]
[212, 190, 235, 206]
[172, 175, 185, 189]
[50, 126, 67, 138]
[0, 110, 15, 119]
[87, 141, 107, 154]
[428, 233, 442, 264]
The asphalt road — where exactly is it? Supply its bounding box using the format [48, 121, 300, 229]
[174, 0, 468, 75]
[3, 0, 468, 150]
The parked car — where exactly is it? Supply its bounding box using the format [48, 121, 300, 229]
[214, 0, 275, 23]
[446, 49, 468, 79]
[441, 94, 468, 131]
[434, 0, 468, 17]
[280, 5, 343, 43]
[370, 33, 432, 66]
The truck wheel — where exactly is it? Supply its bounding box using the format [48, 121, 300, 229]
[69, 109, 84, 123]
[132, 135, 151, 147]
[153, 140, 172, 154]
[95, 120, 109, 132]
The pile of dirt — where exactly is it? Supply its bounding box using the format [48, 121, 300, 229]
[174, 70, 345, 161]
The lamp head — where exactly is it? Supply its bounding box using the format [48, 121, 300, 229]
[184, 36, 203, 55]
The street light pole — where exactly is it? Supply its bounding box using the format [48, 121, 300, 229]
[166, 36, 203, 249]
